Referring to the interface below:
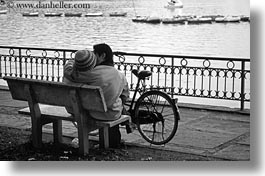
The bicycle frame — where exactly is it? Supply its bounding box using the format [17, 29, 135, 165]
[124, 70, 180, 145]
[127, 73, 177, 112]
[128, 76, 147, 113]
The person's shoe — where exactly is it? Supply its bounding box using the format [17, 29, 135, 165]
[125, 123, 135, 133]
[109, 139, 126, 149]
[89, 129, 99, 136]
[71, 138, 79, 148]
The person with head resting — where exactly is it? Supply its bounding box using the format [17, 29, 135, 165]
[63, 49, 97, 79]
[74, 50, 97, 71]
[63, 44, 129, 148]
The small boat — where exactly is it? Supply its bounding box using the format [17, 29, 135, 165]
[225, 16, 241, 22]
[44, 12, 63, 17]
[187, 17, 212, 24]
[132, 16, 148, 23]
[201, 15, 224, 21]
[132, 16, 160, 24]
[215, 17, 226, 23]
[145, 16, 161, 24]
[0, 10, 7, 14]
[109, 12, 127, 17]
[64, 13, 82, 17]
[240, 15, 250, 22]
[164, 0, 183, 9]
[174, 15, 195, 21]
[215, 16, 240, 23]
[22, 12, 39, 17]
[197, 17, 212, 23]
[187, 18, 200, 24]
[161, 17, 186, 24]
[84, 12, 103, 17]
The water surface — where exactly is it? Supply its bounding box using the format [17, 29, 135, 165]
[0, 0, 250, 58]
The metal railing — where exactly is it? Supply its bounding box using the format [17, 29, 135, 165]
[0, 46, 250, 110]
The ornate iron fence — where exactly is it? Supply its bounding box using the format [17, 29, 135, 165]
[0, 46, 250, 110]
[0, 46, 75, 82]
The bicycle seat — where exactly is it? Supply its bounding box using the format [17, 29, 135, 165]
[132, 69, 152, 79]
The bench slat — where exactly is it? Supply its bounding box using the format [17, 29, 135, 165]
[4, 76, 107, 112]
[19, 104, 130, 128]
[19, 104, 74, 121]
[95, 115, 131, 128]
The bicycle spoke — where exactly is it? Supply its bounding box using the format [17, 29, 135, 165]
[148, 94, 168, 115]
[152, 123, 156, 142]
[141, 98, 151, 111]
[143, 95, 158, 112]
[159, 99, 167, 114]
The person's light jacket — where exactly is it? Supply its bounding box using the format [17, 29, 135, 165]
[63, 60, 129, 121]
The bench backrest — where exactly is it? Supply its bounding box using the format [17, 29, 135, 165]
[3, 76, 107, 113]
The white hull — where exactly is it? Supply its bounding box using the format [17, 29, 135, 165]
[85, 12, 103, 17]
[0, 10, 8, 14]
[165, 0, 183, 9]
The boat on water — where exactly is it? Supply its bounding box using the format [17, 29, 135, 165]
[22, 12, 39, 17]
[201, 15, 224, 21]
[64, 13, 82, 17]
[240, 15, 250, 22]
[0, 9, 7, 14]
[225, 16, 240, 22]
[215, 17, 225, 23]
[84, 12, 103, 17]
[161, 17, 186, 24]
[132, 16, 160, 24]
[164, 0, 183, 9]
[132, 16, 148, 22]
[44, 12, 63, 17]
[132, 14, 246, 25]
[215, 16, 240, 23]
[199, 17, 212, 23]
[145, 17, 161, 24]
[109, 12, 127, 17]
[187, 17, 212, 24]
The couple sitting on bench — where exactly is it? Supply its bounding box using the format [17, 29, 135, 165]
[63, 43, 130, 148]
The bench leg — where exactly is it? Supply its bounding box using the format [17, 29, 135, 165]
[31, 120, 42, 148]
[53, 120, 62, 145]
[99, 127, 109, 149]
[77, 122, 89, 155]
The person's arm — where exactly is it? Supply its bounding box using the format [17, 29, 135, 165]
[63, 60, 75, 114]
[120, 74, 130, 104]
[63, 60, 75, 81]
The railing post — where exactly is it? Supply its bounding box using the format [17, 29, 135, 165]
[240, 61, 245, 110]
[171, 57, 174, 98]
[62, 51, 66, 82]
[0, 51, 1, 78]
[19, 48, 22, 78]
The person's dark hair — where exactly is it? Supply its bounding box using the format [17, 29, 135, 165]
[93, 43, 114, 66]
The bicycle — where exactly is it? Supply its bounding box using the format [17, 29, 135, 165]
[124, 69, 180, 145]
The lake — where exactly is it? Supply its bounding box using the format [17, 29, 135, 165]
[0, 0, 250, 58]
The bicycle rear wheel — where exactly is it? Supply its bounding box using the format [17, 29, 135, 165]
[134, 90, 180, 145]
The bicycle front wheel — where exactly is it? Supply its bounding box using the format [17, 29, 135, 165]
[134, 90, 180, 145]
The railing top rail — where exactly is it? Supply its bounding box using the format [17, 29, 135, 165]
[0, 46, 77, 52]
[0, 46, 250, 62]
[114, 51, 250, 62]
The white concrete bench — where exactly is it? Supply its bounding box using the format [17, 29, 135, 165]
[4, 76, 131, 156]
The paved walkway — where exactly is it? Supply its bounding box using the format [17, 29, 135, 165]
[0, 87, 250, 161]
